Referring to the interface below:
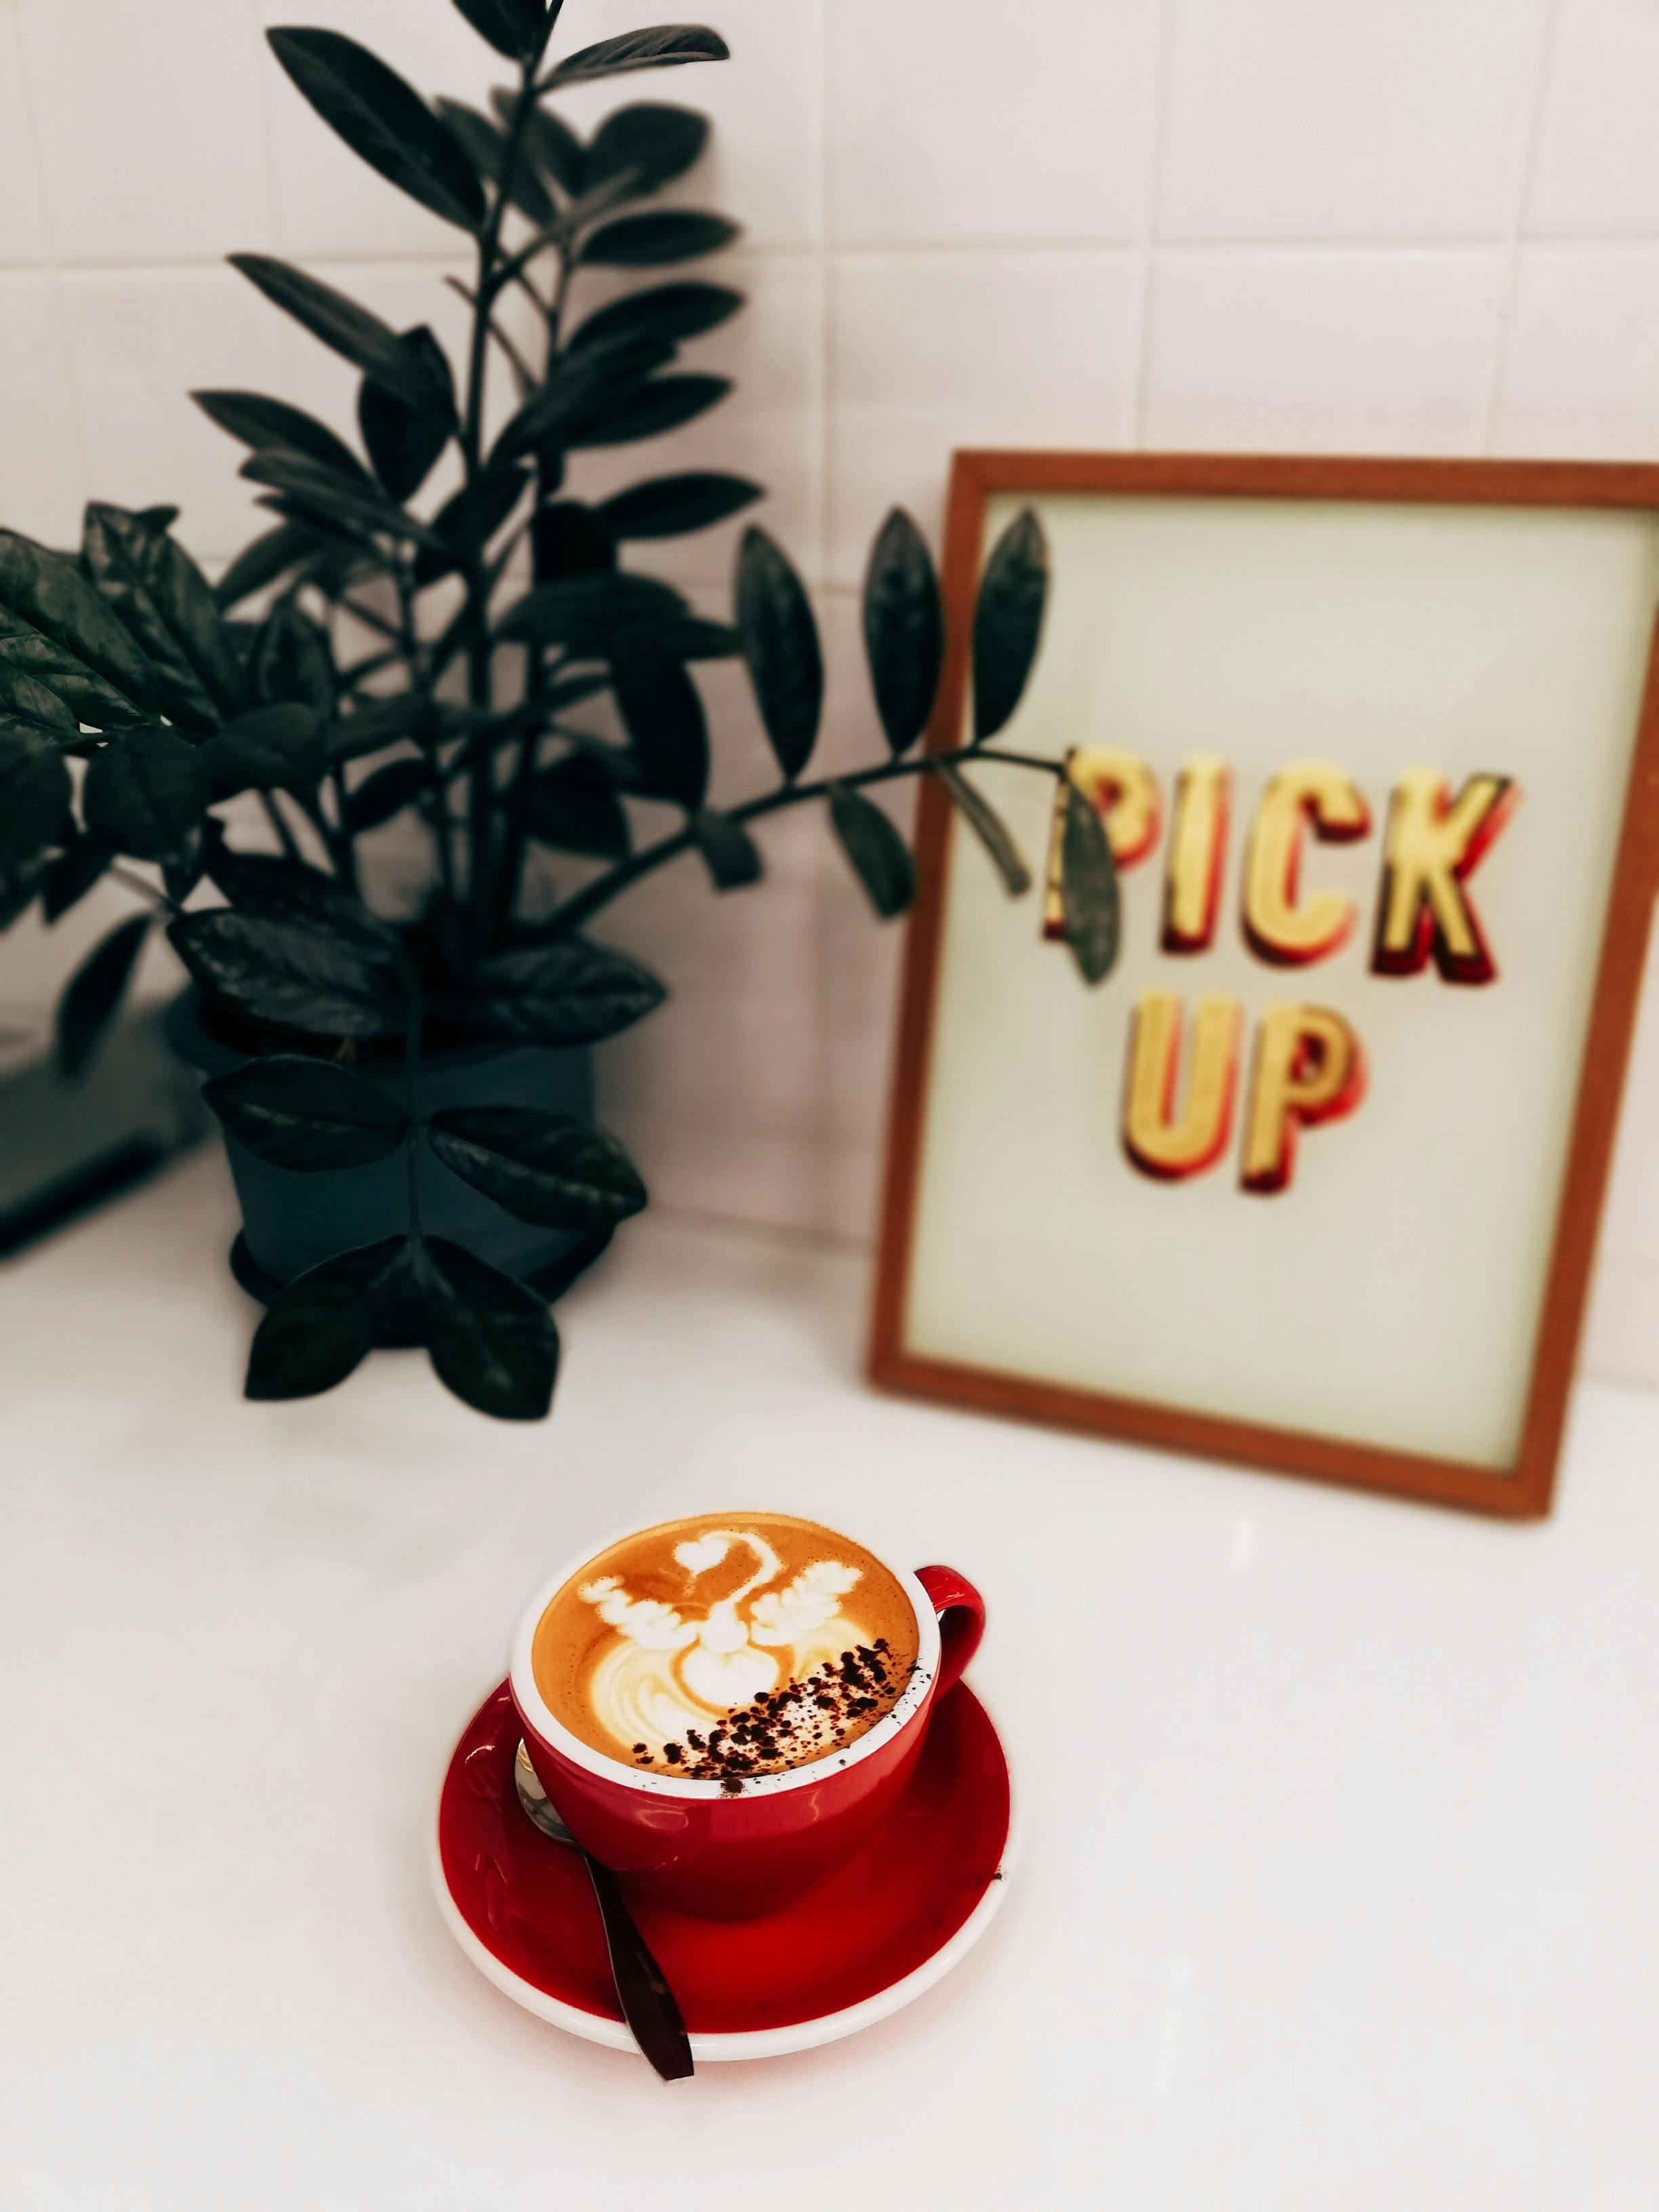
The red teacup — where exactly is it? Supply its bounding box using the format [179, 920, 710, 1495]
[510, 1529, 985, 1919]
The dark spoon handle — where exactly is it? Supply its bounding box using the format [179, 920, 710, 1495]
[581, 1853, 695, 2082]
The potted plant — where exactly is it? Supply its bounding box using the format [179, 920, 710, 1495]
[0, 0, 1117, 1420]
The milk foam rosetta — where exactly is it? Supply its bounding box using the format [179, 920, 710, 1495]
[531, 1513, 919, 1781]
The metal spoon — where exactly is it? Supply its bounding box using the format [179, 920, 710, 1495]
[512, 1741, 694, 2082]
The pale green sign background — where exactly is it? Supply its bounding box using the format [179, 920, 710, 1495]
[905, 491, 1659, 1469]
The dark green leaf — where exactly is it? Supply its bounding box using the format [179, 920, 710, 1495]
[0, 662, 79, 738]
[497, 570, 685, 648]
[0, 615, 144, 735]
[544, 670, 610, 714]
[525, 752, 630, 856]
[162, 848, 207, 907]
[735, 525, 821, 779]
[518, 99, 585, 194]
[245, 1235, 409, 1401]
[450, 0, 548, 66]
[972, 507, 1048, 744]
[323, 694, 430, 764]
[457, 937, 665, 1045]
[565, 372, 730, 449]
[490, 337, 674, 466]
[863, 508, 943, 756]
[567, 280, 742, 355]
[1059, 777, 1119, 985]
[660, 615, 739, 661]
[253, 489, 375, 558]
[434, 97, 556, 224]
[828, 785, 914, 918]
[82, 504, 243, 733]
[544, 25, 729, 89]
[202, 848, 399, 953]
[212, 523, 320, 613]
[0, 857, 47, 930]
[296, 538, 379, 597]
[241, 451, 441, 549]
[345, 756, 432, 831]
[0, 723, 72, 872]
[0, 527, 157, 724]
[251, 601, 335, 717]
[529, 500, 616, 583]
[595, 471, 760, 541]
[42, 831, 111, 923]
[83, 727, 209, 861]
[429, 1107, 646, 1229]
[192, 390, 369, 483]
[692, 807, 760, 890]
[358, 327, 455, 500]
[580, 209, 737, 266]
[414, 464, 530, 586]
[168, 909, 406, 1036]
[935, 762, 1029, 896]
[229, 256, 453, 415]
[203, 1052, 408, 1170]
[614, 655, 707, 808]
[136, 505, 180, 535]
[56, 914, 150, 1078]
[588, 102, 708, 190]
[202, 703, 324, 795]
[267, 28, 485, 230]
[413, 1234, 558, 1420]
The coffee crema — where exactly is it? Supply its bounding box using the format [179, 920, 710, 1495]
[531, 1512, 920, 1782]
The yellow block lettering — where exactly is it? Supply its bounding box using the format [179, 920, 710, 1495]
[1241, 1002, 1366, 1194]
[1372, 769, 1516, 984]
[1043, 746, 1161, 941]
[1162, 755, 1230, 955]
[1123, 991, 1242, 1182]
[1242, 762, 1370, 966]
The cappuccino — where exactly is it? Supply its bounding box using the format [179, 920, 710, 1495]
[531, 1512, 920, 1782]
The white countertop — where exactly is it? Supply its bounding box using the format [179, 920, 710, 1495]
[4, 1150, 1659, 2210]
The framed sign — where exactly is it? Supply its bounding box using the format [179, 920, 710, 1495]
[870, 453, 1659, 1517]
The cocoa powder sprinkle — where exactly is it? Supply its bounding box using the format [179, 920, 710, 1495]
[640, 1649, 917, 1781]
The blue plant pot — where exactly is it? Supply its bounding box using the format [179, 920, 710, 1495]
[166, 990, 596, 1290]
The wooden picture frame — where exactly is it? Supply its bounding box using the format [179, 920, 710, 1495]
[869, 453, 1659, 1518]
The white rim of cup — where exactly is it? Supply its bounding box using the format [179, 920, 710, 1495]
[508, 1512, 943, 1801]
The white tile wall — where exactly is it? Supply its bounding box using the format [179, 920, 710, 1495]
[827, 0, 1163, 247]
[3, 0, 1659, 1389]
[1528, 0, 1659, 238]
[1143, 249, 1507, 453]
[829, 251, 1143, 586]
[60, 267, 298, 562]
[1158, 0, 1551, 241]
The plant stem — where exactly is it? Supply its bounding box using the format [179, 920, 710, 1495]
[490, 242, 575, 940]
[398, 960, 426, 1236]
[527, 746, 1066, 941]
[386, 562, 455, 905]
[108, 863, 173, 912]
[459, 52, 548, 942]
[260, 792, 304, 867]
[340, 596, 401, 642]
[326, 766, 360, 893]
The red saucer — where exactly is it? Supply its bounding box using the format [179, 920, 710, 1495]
[432, 1679, 1015, 2061]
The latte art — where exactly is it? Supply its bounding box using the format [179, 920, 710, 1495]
[531, 1513, 919, 1780]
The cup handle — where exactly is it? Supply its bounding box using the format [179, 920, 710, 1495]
[914, 1565, 985, 1700]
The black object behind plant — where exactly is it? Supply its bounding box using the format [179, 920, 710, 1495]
[0, 0, 1118, 1420]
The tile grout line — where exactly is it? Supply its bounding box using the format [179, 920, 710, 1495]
[243, 0, 289, 257]
[813, 0, 834, 600]
[5, 0, 92, 522]
[1132, 0, 1179, 445]
[33, 237, 1659, 286]
[1479, 0, 1563, 452]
